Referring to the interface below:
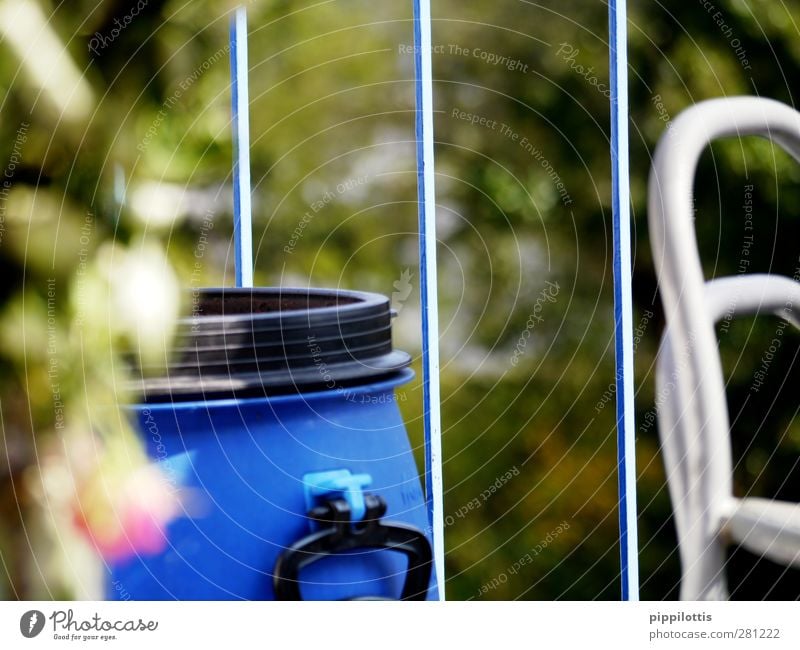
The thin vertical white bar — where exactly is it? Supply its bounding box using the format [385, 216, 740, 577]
[412, 0, 445, 599]
[230, 6, 253, 288]
[609, 0, 639, 601]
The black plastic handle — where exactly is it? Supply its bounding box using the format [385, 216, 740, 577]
[273, 494, 432, 600]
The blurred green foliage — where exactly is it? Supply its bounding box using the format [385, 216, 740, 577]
[1, 0, 799, 599]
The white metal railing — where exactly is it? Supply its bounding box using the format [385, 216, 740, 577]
[648, 97, 800, 600]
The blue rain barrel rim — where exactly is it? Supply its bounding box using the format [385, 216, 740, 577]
[131, 367, 415, 413]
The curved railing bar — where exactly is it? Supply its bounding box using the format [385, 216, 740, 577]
[648, 97, 800, 598]
[657, 274, 800, 599]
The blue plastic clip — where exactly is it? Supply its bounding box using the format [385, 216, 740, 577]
[303, 470, 373, 526]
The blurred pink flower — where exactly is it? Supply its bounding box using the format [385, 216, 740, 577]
[73, 464, 183, 564]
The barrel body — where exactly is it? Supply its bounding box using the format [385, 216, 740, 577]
[108, 371, 434, 599]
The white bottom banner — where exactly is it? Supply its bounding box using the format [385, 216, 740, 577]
[1, 601, 798, 649]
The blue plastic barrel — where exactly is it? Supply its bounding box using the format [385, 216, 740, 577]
[108, 288, 436, 600]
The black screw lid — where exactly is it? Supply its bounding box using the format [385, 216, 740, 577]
[134, 287, 411, 402]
